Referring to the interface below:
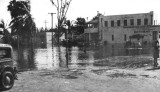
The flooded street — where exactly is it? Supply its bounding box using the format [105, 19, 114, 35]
[13, 44, 154, 71]
[6, 44, 160, 92]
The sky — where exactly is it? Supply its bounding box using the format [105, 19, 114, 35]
[0, 0, 160, 28]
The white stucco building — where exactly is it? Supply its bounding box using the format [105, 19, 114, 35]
[85, 11, 160, 45]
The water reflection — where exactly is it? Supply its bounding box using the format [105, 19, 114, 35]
[13, 48, 36, 71]
[14, 44, 153, 70]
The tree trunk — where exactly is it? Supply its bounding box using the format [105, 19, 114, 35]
[17, 35, 27, 70]
[28, 36, 35, 69]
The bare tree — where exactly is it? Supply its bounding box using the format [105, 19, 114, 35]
[50, 0, 72, 44]
[50, 0, 72, 68]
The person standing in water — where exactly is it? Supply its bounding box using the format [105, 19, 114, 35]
[153, 40, 159, 67]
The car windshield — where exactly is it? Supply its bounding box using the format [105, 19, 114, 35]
[0, 48, 11, 59]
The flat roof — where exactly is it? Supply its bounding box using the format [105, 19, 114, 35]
[103, 11, 153, 17]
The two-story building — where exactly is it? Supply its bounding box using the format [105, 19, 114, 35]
[85, 11, 160, 46]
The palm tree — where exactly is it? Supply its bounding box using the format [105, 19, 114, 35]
[7, 0, 36, 69]
[8, 0, 36, 43]
[0, 19, 12, 44]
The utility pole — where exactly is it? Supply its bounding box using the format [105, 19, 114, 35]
[48, 13, 56, 48]
[44, 20, 48, 30]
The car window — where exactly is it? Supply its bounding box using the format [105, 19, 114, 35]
[0, 48, 11, 59]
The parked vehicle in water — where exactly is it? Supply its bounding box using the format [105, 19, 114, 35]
[0, 44, 17, 91]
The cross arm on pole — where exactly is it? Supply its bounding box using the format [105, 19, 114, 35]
[48, 13, 56, 29]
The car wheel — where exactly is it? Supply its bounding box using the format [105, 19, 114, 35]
[0, 71, 14, 90]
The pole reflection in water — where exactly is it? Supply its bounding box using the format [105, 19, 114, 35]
[35, 47, 62, 70]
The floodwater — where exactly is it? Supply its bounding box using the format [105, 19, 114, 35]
[13, 44, 153, 70]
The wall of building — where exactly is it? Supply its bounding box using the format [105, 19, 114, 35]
[84, 11, 160, 45]
[46, 32, 52, 44]
[101, 26, 160, 44]
[98, 11, 160, 44]
[102, 27, 134, 44]
[99, 11, 153, 28]
[34, 31, 55, 48]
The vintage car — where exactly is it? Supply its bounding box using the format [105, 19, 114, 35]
[0, 44, 17, 91]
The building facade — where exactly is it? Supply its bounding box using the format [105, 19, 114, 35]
[85, 11, 160, 45]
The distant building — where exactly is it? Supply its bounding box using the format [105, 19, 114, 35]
[85, 11, 160, 45]
[34, 31, 55, 48]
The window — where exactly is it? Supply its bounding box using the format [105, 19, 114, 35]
[105, 21, 108, 27]
[144, 18, 148, 25]
[153, 31, 157, 40]
[117, 20, 121, 26]
[112, 35, 114, 41]
[124, 34, 127, 41]
[0, 48, 11, 58]
[137, 19, 141, 25]
[101, 18, 103, 27]
[111, 20, 114, 27]
[130, 19, 134, 26]
[124, 20, 127, 26]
